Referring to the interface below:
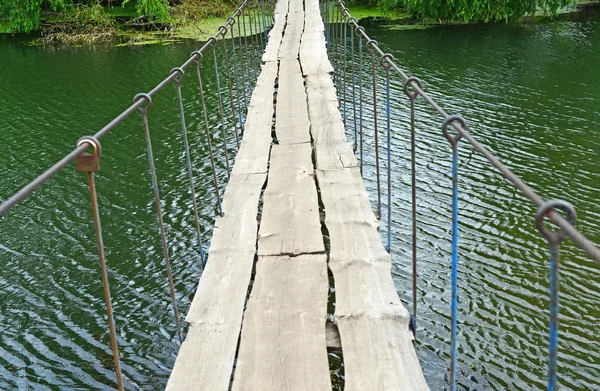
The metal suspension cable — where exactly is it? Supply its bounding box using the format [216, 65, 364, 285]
[133, 92, 183, 344]
[220, 27, 241, 149]
[442, 115, 465, 391]
[341, 15, 347, 126]
[228, 17, 246, 138]
[332, 0, 600, 264]
[331, 3, 600, 389]
[236, 12, 249, 112]
[349, 19, 358, 154]
[241, 9, 253, 101]
[381, 54, 393, 253]
[192, 51, 224, 217]
[260, 0, 268, 46]
[357, 28, 364, 176]
[75, 136, 124, 391]
[210, 41, 232, 177]
[171, 67, 207, 266]
[535, 200, 576, 391]
[367, 39, 381, 219]
[0, 0, 260, 219]
[246, 6, 259, 75]
[404, 76, 422, 336]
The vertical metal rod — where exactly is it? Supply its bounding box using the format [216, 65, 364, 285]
[260, 0, 268, 45]
[548, 244, 559, 391]
[172, 70, 206, 265]
[442, 115, 465, 391]
[255, 6, 264, 52]
[350, 25, 357, 153]
[341, 15, 346, 125]
[237, 13, 249, 111]
[535, 200, 576, 391]
[211, 45, 232, 177]
[229, 21, 245, 136]
[449, 141, 459, 391]
[404, 76, 422, 336]
[325, 1, 330, 53]
[85, 169, 125, 391]
[369, 44, 381, 219]
[221, 32, 241, 149]
[241, 9, 252, 96]
[384, 64, 391, 253]
[247, 6, 258, 75]
[193, 58, 223, 216]
[358, 33, 364, 176]
[136, 97, 183, 343]
[331, 6, 337, 93]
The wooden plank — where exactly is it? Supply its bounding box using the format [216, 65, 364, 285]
[231, 61, 277, 176]
[263, 0, 290, 62]
[278, 10, 304, 59]
[258, 143, 324, 255]
[167, 14, 279, 389]
[300, 28, 333, 75]
[300, 0, 429, 386]
[304, 74, 358, 169]
[275, 59, 311, 144]
[166, 174, 266, 391]
[316, 167, 430, 391]
[231, 255, 331, 391]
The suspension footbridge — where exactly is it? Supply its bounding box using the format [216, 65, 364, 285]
[166, 0, 428, 388]
[1, 0, 599, 390]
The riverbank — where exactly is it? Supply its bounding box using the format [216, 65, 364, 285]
[2, 0, 599, 46]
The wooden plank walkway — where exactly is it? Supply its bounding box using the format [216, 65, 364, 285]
[166, 0, 429, 389]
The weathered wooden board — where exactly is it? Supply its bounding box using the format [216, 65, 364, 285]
[263, 0, 290, 62]
[166, 172, 266, 391]
[278, 10, 304, 59]
[299, 21, 333, 76]
[275, 59, 311, 144]
[167, 13, 278, 390]
[231, 255, 331, 391]
[304, 74, 358, 169]
[258, 143, 324, 255]
[231, 61, 277, 176]
[316, 167, 430, 390]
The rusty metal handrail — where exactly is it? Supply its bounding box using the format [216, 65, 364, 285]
[0, 0, 263, 218]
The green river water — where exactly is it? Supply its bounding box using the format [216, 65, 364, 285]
[1, 10, 600, 391]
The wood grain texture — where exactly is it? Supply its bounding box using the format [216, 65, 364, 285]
[300, 0, 429, 387]
[263, 0, 289, 62]
[231, 61, 277, 176]
[167, 12, 278, 389]
[166, 172, 266, 390]
[304, 74, 358, 169]
[278, 10, 304, 60]
[231, 255, 331, 391]
[258, 143, 324, 255]
[275, 59, 311, 144]
[316, 167, 430, 391]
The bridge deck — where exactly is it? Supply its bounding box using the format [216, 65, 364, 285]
[166, 0, 429, 389]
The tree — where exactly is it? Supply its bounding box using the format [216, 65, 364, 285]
[381, 0, 576, 23]
[0, 0, 170, 33]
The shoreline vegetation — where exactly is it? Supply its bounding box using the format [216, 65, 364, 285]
[1, 0, 599, 46]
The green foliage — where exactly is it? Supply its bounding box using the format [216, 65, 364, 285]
[0, 0, 170, 33]
[381, 0, 576, 22]
[121, 0, 170, 19]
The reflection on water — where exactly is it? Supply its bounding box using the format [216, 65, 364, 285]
[1, 13, 600, 390]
